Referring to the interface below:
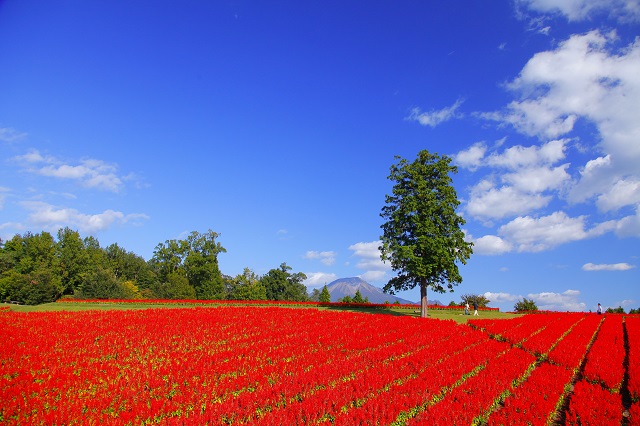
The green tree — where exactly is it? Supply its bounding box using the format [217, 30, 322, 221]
[514, 297, 538, 312]
[380, 150, 473, 318]
[630, 307, 640, 314]
[341, 295, 353, 303]
[308, 288, 321, 302]
[149, 271, 195, 299]
[228, 268, 266, 301]
[0, 232, 63, 304]
[150, 230, 226, 300]
[260, 263, 308, 301]
[319, 285, 331, 303]
[56, 227, 89, 295]
[606, 306, 625, 314]
[352, 290, 369, 304]
[106, 243, 157, 292]
[77, 266, 122, 299]
[461, 293, 490, 308]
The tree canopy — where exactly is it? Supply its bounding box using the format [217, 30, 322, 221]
[259, 263, 308, 302]
[514, 297, 538, 312]
[1, 229, 308, 305]
[461, 294, 491, 308]
[380, 150, 473, 318]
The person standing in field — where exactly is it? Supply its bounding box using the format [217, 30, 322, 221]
[473, 301, 479, 316]
[597, 303, 602, 315]
[465, 302, 469, 315]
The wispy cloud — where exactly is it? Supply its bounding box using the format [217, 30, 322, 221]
[528, 289, 587, 311]
[484, 289, 588, 311]
[14, 149, 127, 192]
[0, 187, 9, 210]
[406, 99, 464, 128]
[304, 250, 337, 266]
[582, 262, 636, 271]
[0, 127, 27, 143]
[349, 241, 387, 270]
[303, 272, 337, 287]
[21, 201, 148, 234]
[516, 0, 640, 23]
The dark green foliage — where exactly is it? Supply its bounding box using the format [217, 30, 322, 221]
[380, 150, 473, 317]
[352, 290, 369, 304]
[461, 293, 491, 308]
[514, 297, 538, 312]
[151, 271, 197, 300]
[76, 266, 123, 299]
[228, 268, 266, 301]
[260, 263, 308, 302]
[150, 230, 226, 300]
[57, 227, 89, 295]
[0, 232, 63, 304]
[606, 306, 625, 314]
[0, 229, 160, 304]
[319, 285, 331, 303]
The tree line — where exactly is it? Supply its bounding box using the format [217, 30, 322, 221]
[0, 228, 309, 305]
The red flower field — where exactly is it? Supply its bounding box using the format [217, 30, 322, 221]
[0, 305, 638, 425]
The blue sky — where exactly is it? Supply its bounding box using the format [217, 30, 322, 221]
[1, 0, 639, 312]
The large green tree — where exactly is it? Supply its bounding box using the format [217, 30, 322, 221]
[105, 243, 157, 292]
[56, 227, 89, 295]
[380, 150, 473, 318]
[461, 293, 491, 308]
[228, 268, 267, 301]
[260, 263, 308, 301]
[0, 232, 64, 304]
[514, 297, 538, 312]
[150, 230, 226, 300]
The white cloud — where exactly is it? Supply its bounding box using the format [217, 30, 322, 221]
[484, 291, 522, 303]
[486, 139, 569, 169]
[567, 155, 614, 204]
[466, 183, 551, 220]
[14, 149, 126, 192]
[472, 235, 513, 255]
[614, 206, 640, 237]
[596, 178, 640, 212]
[407, 99, 464, 127]
[502, 164, 570, 193]
[582, 262, 636, 271]
[348, 241, 390, 271]
[454, 142, 487, 170]
[517, 0, 640, 22]
[21, 201, 148, 234]
[0, 127, 27, 143]
[303, 272, 338, 287]
[528, 289, 587, 311]
[498, 211, 594, 252]
[304, 250, 337, 266]
[617, 299, 638, 309]
[359, 270, 387, 283]
[460, 140, 571, 221]
[483, 31, 640, 210]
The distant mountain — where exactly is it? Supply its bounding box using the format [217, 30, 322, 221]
[325, 277, 443, 306]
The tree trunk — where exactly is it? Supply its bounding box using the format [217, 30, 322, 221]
[420, 279, 428, 318]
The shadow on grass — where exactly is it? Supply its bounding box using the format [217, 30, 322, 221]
[321, 304, 419, 317]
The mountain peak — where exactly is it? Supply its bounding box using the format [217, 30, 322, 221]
[325, 277, 418, 305]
